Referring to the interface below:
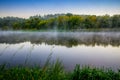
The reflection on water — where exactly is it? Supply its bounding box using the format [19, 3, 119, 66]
[0, 31, 120, 47]
[0, 31, 120, 70]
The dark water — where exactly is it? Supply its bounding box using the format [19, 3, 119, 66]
[0, 31, 120, 70]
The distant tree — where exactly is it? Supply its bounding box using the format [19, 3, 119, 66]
[98, 15, 111, 28]
[112, 15, 120, 28]
[0, 14, 120, 30]
[46, 18, 56, 29]
[84, 16, 92, 29]
[13, 22, 20, 30]
[66, 13, 73, 17]
[57, 16, 69, 30]
[38, 20, 48, 29]
[67, 16, 82, 29]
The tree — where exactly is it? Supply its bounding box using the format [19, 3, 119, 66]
[98, 15, 111, 28]
[38, 20, 48, 29]
[0, 14, 120, 30]
[57, 16, 69, 30]
[67, 16, 82, 29]
[112, 15, 120, 28]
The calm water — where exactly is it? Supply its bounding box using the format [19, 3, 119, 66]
[0, 31, 120, 70]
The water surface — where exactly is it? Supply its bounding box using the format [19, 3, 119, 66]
[0, 31, 120, 70]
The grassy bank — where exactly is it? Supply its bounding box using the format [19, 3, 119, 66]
[1, 28, 120, 32]
[0, 61, 120, 80]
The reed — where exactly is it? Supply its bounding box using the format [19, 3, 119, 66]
[0, 59, 120, 80]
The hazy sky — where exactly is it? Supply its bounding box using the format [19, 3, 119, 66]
[0, 0, 120, 18]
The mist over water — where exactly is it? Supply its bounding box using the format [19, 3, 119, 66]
[0, 31, 120, 71]
[0, 31, 120, 47]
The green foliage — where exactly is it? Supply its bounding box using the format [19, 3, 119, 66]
[0, 14, 120, 30]
[71, 65, 120, 80]
[112, 15, 120, 28]
[0, 63, 120, 80]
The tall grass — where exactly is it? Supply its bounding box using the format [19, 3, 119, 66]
[70, 65, 120, 80]
[0, 59, 120, 80]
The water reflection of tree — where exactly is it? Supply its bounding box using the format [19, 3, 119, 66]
[0, 32, 120, 47]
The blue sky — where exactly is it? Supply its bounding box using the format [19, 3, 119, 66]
[0, 0, 120, 18]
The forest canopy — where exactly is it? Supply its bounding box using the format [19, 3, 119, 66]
[0, 13, 120, 30]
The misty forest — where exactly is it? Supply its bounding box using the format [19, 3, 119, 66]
[0, 13, 120, 30]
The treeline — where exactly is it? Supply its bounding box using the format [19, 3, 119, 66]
[0, 13, 120, 30]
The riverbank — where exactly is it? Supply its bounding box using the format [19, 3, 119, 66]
[1, 28, 120, 32]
